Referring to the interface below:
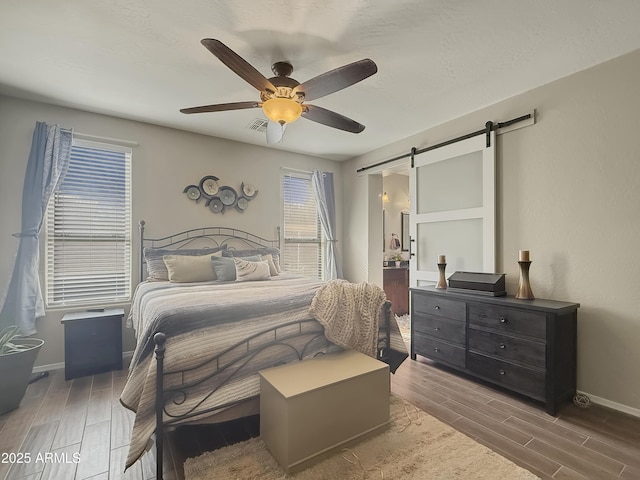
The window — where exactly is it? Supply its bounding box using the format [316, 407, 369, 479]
[281, 170, 322, 278]
[46, 139, 132, 306]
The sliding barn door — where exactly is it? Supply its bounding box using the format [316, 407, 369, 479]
[409, 133, 496, 287]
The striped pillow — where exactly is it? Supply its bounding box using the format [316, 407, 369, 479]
[233, 257, 271, 282]
[223, 247, 281, 273]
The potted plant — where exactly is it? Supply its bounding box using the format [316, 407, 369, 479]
[391, 253, 403, 267]
[0, 325, 44, 414]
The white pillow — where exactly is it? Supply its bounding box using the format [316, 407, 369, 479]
[234, 257, 271, 282]
[260, 254, 280, 276]
[163, 251, 221, 282]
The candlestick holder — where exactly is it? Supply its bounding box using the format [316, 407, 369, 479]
[515, 261, 534, 300]
[436, 263, 447, 289]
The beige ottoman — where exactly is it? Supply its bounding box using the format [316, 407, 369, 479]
[259, 349, 390, 473]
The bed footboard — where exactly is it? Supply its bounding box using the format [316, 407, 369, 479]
[152, 301, 396, 480]
[154, 332, 167, 480]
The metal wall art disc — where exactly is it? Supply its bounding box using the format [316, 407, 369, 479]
[241, 182, 258, 198]
[207, 197, 224, 213]
[199, 175, 220, 197]
[236, 197, 248, 211]
[218, 186, 238, 207]
[183, 185, 201, 201]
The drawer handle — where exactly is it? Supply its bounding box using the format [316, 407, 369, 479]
[434, 347, 439, 352]
[499, 343, 506, 349]
[499, 317, 508, 323]
[434, 326, 440, 331]
[434, 305, 440, 310]
[499, 369, 506, 375]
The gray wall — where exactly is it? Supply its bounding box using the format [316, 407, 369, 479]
[0, 95, 341, 367]
[342, 48, 640, 414]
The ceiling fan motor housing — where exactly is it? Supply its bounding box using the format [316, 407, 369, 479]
[260, 62, 304, 103]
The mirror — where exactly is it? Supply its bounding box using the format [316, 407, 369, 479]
[401, 212, 409, 251]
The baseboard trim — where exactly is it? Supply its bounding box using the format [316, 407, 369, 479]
[33, 362, 64, 373]
[577, 390, 640, 418]
[33, 350, 134, 374]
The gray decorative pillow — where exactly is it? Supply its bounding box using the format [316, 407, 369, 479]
[144, 245, 227, 281]
[234, 257, 271, 282]
[212, 255, 261, 282]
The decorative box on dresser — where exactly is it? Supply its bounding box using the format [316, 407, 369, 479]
[410, 286, 579, 415]
[383, 266, 409, 315]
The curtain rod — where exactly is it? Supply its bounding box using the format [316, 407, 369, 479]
[356, 112, 533, 173]
[73, 131, 139, 147]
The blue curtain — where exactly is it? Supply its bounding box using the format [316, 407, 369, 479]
[311, 171, 343, 280]
[0, 122, 72, 335]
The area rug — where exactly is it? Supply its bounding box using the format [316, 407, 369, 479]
[184, 395, 539, 480]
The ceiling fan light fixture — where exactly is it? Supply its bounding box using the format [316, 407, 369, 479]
[262, 98, 302, 125]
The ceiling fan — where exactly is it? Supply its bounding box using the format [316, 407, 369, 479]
[180, 39, 378, 144]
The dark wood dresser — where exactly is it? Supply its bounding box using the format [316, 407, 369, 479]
[383, 267, 409, 315]
[410, 286, 579, 415]
[61, 308, 124, 380]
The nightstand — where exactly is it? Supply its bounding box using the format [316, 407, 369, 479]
[61, 308, 124, 380]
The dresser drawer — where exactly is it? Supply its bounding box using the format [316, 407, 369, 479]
[413, 314, 465, 346]
[467, 352, 545, 399]
[468, 303, 546, 339]
[412, 293, 465, 322]
[413, 333, 465, 368]
[468, 328, 545, 368]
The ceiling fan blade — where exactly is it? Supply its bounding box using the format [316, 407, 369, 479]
[294, 59, 377, 101]
[201, 39, 276, 93]
[266, 121, 286, 144]
[180, 101, 259, 114]
[301, 104, 365, 133]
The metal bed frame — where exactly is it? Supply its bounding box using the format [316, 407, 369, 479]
[138, 219, 281, 283]
[136, 221, 391, 479]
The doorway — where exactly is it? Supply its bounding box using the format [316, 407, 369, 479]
[379, 167, 411, 342]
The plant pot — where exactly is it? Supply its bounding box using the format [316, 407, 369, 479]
[0, 338, 44, 414]
[395, 261, 401, 267]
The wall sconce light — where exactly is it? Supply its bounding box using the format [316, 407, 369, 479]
[382, 192, 390, 203]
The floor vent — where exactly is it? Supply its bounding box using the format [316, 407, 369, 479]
[246, 118, 268, 132]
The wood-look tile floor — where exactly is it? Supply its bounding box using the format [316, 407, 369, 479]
[1, 358, 639, 480]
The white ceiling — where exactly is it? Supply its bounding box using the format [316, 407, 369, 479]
[2, 1, 640, 161]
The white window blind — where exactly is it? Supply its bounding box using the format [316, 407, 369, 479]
[46, 139, 132, 306]
[281, 170, 322, 278]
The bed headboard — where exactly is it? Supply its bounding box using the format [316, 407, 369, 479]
[138, 220, 281, 283]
